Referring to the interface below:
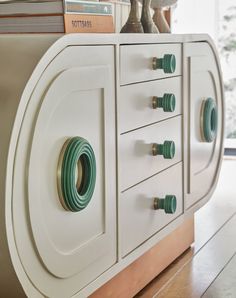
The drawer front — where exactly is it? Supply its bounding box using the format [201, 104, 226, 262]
[119, 116, 182, 191]
[120, 43, 182, 85]
[120, 162, 183, 257]
[119, 76, 182, 133]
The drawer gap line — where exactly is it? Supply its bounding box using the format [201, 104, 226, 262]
[120, 74, 182, 87]
[121, 160, 183, 193]
[120, 114, 182, 135]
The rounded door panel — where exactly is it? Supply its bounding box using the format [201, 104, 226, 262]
[185, 42, 224, 208]
[12, 45, 116, 297]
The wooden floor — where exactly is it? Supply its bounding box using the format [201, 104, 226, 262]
[136, 159, 236, 298]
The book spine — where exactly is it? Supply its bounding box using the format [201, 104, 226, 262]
[64, 13, 114, 33]
[0, 13, 64, 19]
[64, 1, 113, 15]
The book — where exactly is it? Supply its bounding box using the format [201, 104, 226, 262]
[0, 13, 114, 33]
[64, 13, 114, 32]
[0, 0, 114, 33]
[0, 14, 65, 32]
[65, 0, 113, 15]
[0, 0, 114, 16]
[0, 0, 64, 15]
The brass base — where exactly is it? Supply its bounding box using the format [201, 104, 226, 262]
[90, 216, 194, 298]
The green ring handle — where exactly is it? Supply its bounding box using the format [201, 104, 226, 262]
[152, 93, 176, 112]
[152, 140, 175, 159]
[57, 137, 96, 212]
[201, 97, 218, 143]
[154, 195, 177, 214]
[152, 54, 176, 73]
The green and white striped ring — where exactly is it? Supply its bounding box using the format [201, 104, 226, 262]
[57, 137, 96, 212]
[201, 98, 218, 143]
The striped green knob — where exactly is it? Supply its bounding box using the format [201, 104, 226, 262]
[152, 93, 176, 112]
[152, 140, 175, 159]
[152, 54, 176, 73]
[201, 97, 218, 143]
[57, 137, 96, 212]
[154, 195, 177, 214]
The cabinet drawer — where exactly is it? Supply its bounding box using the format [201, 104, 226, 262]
[119, 116, 182, 191]
[120, 162, 183, 257]
[119, 76, 182, 133]
[120, 43, 182, 85]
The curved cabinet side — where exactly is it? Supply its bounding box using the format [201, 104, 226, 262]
[0, 34, 61, 297]
[183, 40, 224, 211]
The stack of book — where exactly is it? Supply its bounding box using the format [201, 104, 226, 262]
[0, 0, 114, 33]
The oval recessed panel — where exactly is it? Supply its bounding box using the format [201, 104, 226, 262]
[28, 66, 110, 278]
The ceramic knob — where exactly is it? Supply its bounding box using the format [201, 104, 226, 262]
[201, 97, 218, 142]
[152, 54, 176, 73]
[154, 195, 177, 214]
[57, 137, 96, 212]
[152, 140, 175, 159]
[152, 93, 176, 111]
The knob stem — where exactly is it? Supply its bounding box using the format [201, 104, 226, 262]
[152, 54, 176, 73]
[154, 195, 177, 214]
[153, 57, 163, 70]
[152, 93, 176, 112]
[152, 140, 175, 159]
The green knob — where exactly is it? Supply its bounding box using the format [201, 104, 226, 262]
[152, 93, 176, 112]
[154, 195, 177, 214]
[152, 140, 175, 159]
[152, 54, 176, 73]
[201, 97, 218, 143]
[57, 137, 96, 212]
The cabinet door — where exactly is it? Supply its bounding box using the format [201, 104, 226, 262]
[12, 46, 116, 297]
[184, 42, 224, 209]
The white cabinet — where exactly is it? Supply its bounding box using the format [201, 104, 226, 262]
[0, 34, 224, 298]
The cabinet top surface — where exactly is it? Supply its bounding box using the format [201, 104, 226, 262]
[0, 32, 213, 46]
[62, 33, 213, 45]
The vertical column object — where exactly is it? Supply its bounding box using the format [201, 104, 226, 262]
[152, 8, 171, 33]
[154, 195, 177, 214]
[57, 137, 96, 212]
[152, 140, 175, 159]
[151, 0, 177, 32]
[152, 54, 176, 73]
[120, 0, 144, 33]
[152, 93, 176, 111]
[141, 0, 159, 33]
